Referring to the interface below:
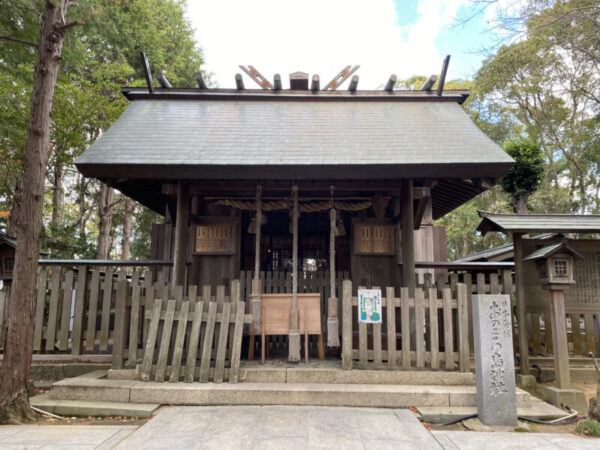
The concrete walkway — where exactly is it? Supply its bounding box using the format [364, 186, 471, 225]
[1, 407, 598, 449]
[433, 430, 600, 449]
[0, 424, 136, 449]
[116, 405, 439, 449]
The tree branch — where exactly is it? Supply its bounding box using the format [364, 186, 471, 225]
[0, 35, 38, 48]
[58, 21, 84, 31]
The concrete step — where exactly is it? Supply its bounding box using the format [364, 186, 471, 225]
[30, 393, 160, 418]
[108, 366, 477, 386]
[417, 397, 566, 424]
[51, 375, 531, 408]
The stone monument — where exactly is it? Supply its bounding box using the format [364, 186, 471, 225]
[472, 294, 518, 426]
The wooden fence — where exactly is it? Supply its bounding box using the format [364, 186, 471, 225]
[2, 262, 597, 369]
[117, 280, 253, 383]
[341, 280, 470, 372]
[27, 264, 157, 356]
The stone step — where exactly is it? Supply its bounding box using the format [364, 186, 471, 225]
[417, 397, 566, 424]
[30, 393, 160, 418]
[108, 367, 477, 386]
[51, 376, 531, 408]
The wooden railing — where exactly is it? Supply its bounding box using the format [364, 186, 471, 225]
[341, 280, 470, 372]
[114, 280, 253, 383]
[27, 262, 174, 356]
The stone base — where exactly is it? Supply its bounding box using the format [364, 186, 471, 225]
[543, 386, 587, 414]
[516, 374, 537, 388]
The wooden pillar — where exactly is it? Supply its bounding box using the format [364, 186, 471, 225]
[549, 289, 571, 388]
[401, 180, 415, 295]
[172, 181, 190, 289]
[513, 233, 530, 375]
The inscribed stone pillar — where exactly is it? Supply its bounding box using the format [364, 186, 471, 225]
[472, 294, 518, 426]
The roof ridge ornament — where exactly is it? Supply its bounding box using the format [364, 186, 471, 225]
[323, 65, 360, 91]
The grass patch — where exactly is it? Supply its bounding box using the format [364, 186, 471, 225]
[514, 426, 531, 432]
[575, 420, 600, 437]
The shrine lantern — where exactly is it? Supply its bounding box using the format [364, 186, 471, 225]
[523, 240, 582, 288]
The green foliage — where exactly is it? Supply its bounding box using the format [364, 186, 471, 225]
[1, 0, 205, 258]
[500, 140, 545, 207]
[436, 187, 512, 260]
[42, 223, 96, 259]
[130, 206, 156, 259]
[575, 419, 600, 437]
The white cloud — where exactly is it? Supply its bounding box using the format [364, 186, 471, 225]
[186, 0, 469, 89]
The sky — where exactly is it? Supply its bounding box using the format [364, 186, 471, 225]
[185, 0, 503, 89]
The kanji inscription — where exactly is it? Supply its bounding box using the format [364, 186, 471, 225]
[194, 224, 235, 255]
[354, 224, 395, 255]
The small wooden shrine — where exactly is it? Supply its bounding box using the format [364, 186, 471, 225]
[75, 57, 513, 365]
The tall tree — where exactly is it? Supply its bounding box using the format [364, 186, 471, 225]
[499, 140, 545, 214]
[0, 0, 80, 423]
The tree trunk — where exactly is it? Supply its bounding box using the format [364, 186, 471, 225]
[514, 193, 529, 214]
[6, 182, 21, 238]
[0, 0, 75, 423]
[121, 198, 134, 260]
[51, 156, 64, 228]
[96, 183, 114, 260]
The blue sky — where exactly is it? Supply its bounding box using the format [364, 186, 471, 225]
[186, 0, 500, 88]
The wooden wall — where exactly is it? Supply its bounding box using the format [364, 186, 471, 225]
[149, 190, 446, 293]
[523, 238, 600, 314]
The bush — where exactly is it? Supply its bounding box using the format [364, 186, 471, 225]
[575, 419, 600, 437]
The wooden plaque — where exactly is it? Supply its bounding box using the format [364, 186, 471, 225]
[193, 223, 235, 255]
[354, 223, 396, 255]
[260, 293, 322, 335]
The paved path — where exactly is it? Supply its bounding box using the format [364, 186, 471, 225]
[1, 407, 598, 449]
[116, 405, 439, 449]
[433, 430, 600, 449]
[0, 424, 136, 449]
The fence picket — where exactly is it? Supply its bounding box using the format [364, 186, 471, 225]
[71, 265, 87, 355]
[185, 300, 205, 382]
[169, 301, 190, 382]
[85, 270, 101, 352]
[99, 269, 114, 351]
[213, 302, 231, 383]
[229, 301, 246, 383]
[112, 280, 128, 370]
[386, 287, 396, 368]
[342, 280, 353, 370]
[128, 285, 141, 366]
[415, 288, 425, 368]
[428, 287, 439, 369]
[400, 287, 411, 369]
[45, 267, 62, 352]
[584, 314, 596, 355]
[199, 302, 217, 383]
[571, 314, 584, 355]
[155, 300, 176, 382]
[443, 287, 454, 370]
[141, 299, 163, 381]
[33, 268, 48, 351]
[457, 283, 469, 372]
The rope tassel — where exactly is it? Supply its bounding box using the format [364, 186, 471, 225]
[327, 296, 340, 347]
[288, 185, 301, 362]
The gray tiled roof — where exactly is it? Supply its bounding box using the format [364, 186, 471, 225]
[478, 212, 600, 234]
[75, 99, 513, 179]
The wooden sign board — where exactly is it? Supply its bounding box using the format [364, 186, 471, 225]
[354, 223, 396, 255]
[193, 223, 236, 255]
[260, 293, 322, 335]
